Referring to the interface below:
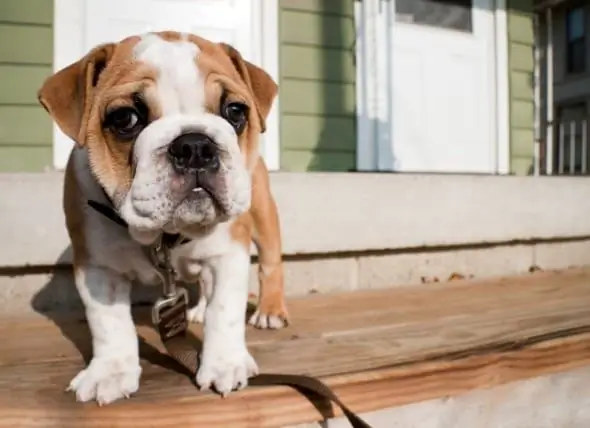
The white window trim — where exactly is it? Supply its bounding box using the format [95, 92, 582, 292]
[52, 0, 84, 170]
[354, 0, 511, 173]
[494, 0, 510, 174]
[252, 0, 281, 171]
[52, 0, 280, 171]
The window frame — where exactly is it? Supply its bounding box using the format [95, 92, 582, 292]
[565, 5, 586, 74]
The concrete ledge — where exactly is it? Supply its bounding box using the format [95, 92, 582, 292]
[2, 172, 590, 266]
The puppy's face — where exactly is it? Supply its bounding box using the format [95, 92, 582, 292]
[38, 32, 277, 243]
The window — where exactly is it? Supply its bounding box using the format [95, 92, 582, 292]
[396, 0, 473, 33]
[566, 7, 586, 74]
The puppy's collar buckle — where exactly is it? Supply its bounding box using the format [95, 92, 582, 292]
[149, 235, 189, 326]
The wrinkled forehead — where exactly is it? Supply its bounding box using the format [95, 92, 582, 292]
[103, 32, 242, 114]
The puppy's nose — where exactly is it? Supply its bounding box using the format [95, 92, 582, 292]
[168, 132, 219, 173]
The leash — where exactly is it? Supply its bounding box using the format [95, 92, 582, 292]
[88, 198, 373, 428]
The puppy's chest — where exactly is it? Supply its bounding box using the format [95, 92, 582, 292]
[170, 227, 234, 281]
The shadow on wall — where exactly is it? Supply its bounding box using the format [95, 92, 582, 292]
[299, 1, 360, 172]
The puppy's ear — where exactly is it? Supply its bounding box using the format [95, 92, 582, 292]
[219, 43, 278, 133]
[38, 43, 115, 144]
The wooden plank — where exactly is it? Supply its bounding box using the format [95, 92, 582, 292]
[2, 268, 589, 367]
[0, 332, 589, 428]
[280, 149, 355, 171]
[280, 10, 355, 48]
[0, 106, 52, 145]
[281, 45, 355, 83]
[0, 24, 52, 64]
[0, 268, 589, 427]
[281, 114, 356, 151]
[0, 65, 52, 104]
[0, 0, 53, 25]
[280, 79, 356, 116]
[0, 145, 52, 172]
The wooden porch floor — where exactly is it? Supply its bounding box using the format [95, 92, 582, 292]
[1, 268, 590, 427]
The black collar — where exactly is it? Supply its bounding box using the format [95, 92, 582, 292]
[87, 195, 189, 248]
[87, 199, 128, 228]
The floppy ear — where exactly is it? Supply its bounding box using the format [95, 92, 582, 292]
[219, 43, 278, 133]
[37, 43, 115, 144]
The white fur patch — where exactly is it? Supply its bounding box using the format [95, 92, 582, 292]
[134, 33, 204, 115]
[68, 265, 142, 405]
[195, 239, 258, 395]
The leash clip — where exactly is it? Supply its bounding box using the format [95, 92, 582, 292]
[152, 289, 189, 327]
[149, 236, 189, 326]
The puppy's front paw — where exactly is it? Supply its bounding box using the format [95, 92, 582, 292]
[67, 356, 142, 405]
[196, 348, 258, 396]
[248, 295, 289, 329]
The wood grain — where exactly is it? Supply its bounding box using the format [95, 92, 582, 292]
[0, 268, 589, 427]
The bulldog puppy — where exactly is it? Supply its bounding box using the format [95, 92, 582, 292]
[37, 31, 288, 405]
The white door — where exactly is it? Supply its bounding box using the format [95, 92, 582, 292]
[85, 0, 254, 59]
[387, 0, 497, 173]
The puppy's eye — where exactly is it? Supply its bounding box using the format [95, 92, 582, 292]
[104, 107, 145, 140]
[221, 101, 248, 134]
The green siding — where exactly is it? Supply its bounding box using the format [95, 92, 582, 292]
[280, 149, 356, 172]
[279, 0, 357, 172]
[507, 0, 535, 175]
[0, 0, 53, 172]
[0, 0, 53, 25]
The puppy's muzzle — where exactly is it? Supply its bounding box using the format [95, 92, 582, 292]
[167, 132, 220, 174]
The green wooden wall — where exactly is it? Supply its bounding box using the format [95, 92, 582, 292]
[0, 0, 54, 172]
[507, 0, 535, 175]
[279, 0, 357, 172]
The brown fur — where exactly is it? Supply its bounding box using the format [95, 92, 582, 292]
[38, 32, 288, 324]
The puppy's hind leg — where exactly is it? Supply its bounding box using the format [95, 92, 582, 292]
[248, 159, 289, 329]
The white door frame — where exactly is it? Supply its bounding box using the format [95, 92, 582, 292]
[354, 0, 510, 173]
[52, 0, 280, 171]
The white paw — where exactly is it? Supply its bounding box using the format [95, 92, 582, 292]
[187, 296, 207, 324]
[66, 357, 142, 405]
[248, 309, 287, 329]
[196, 349, 258, 396]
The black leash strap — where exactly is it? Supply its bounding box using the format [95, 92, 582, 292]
[155, 300, 373, 428]
[89, 199, 374, 428]
[250, 374, 373, 428]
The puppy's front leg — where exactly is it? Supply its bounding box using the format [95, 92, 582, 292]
[67, 265, 142, 405]
[196, 244, 258, 395]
